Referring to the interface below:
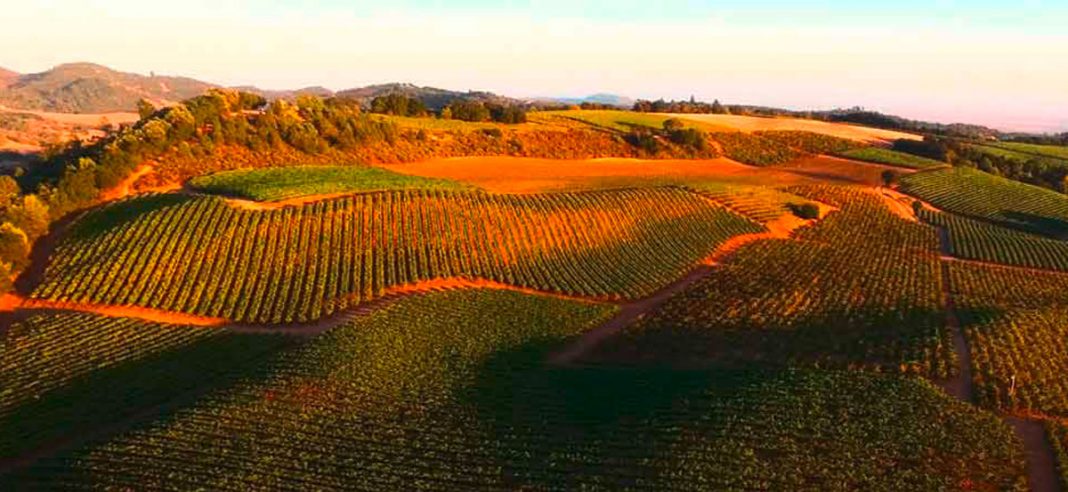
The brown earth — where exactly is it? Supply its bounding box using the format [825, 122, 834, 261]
[379, 155, 903, 193]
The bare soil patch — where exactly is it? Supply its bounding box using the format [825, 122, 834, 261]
[381, 156, 825, 193]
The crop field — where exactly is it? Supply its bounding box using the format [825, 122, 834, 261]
[836, 147, 946, 169]
[949, 262, 1068, 418]
[0, 312, 290, 456]
[1051, 422, 1068, 490]
[2, 289, 1027, 490]
[594, 185, 954, 377]
[753, 130, 861, 155]
[899, 167, 1068, 238]
[988, 142, 1068, 161]
[33, 188, 762, 323]
[709, 131, 802, 166]
[921, 209, 1068, 272]
[189, 165, 470, 201]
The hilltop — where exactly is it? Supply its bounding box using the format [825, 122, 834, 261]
[0, 63, 215, 113]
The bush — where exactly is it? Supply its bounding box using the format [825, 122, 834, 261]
[789, 202, 821, 220]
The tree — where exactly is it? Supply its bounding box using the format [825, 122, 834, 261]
[0, 222, 29, 269]
[662, 118, 685, 132]
[711, 99, 727, 115]
[881, 170, 899, 187]
[137, 99, 156, 120]
[789, 203, 820, 220]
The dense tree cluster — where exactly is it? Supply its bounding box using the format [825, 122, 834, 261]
[369, 93, 427, 117]
[443, 100, 527, 124]
[632, 98, 729, 114]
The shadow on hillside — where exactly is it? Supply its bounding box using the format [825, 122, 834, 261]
[66, 192, 192, 241]
[0, 329, 294, 470]
[585, 303, 1006, 376]
[1000, 210, 1068, 240]
[464, 340, 760, 489]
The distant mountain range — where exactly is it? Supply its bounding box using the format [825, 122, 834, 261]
[0, 63, 524, 114]
[549, 93, 635, 107]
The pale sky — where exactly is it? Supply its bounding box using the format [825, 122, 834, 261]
[3, 0, 1067, 132]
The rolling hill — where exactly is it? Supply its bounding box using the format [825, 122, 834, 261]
[0, 63, 216, 113]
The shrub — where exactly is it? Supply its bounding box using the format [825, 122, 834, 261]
[789, 202, 820, 219]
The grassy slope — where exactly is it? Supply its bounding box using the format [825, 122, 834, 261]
[188, 165, 472, 201]
[991, 142, 1068, 160]
[5, 289, 1027, 490]
[838, 147, 946, 170]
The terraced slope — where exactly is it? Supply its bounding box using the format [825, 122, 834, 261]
[899, 167, 1068, 238]
[33, 188, 762, 323]
[921, 209, 1068, 272]
[2, 290, 1027, 490]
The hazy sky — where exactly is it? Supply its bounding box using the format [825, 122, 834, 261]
[4, 0, 1067, 132]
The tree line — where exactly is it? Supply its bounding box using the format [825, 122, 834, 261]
[369, 93, 528, 124]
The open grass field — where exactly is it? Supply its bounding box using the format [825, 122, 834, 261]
[900, 167, 1068, 238]
[32, 188, 761, 323]
[670, 113, 923, 144]
[189, 165, 471, 201]
[3, 289, 1027, 490]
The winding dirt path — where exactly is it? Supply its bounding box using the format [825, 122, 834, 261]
[933, 223, 1062, 492]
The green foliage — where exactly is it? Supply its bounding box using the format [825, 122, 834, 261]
[189, 165, 470, 201]
[0, 222, 29, 270]
[446, 99, 491, 122]
[990, 141, 1068, 161]
[837, 147, 946, 170]
[136, 98, 155, 120]
[596, 185, 953, 377]
[899, 167, 1068, 238]
[35, 188, 762, 323]
[6, 290, 1027, 490]
[370, 93, 427, 117]
[949, 262, 1068, 418]
[882, 169, 899, 187]
[0, 312, 291, 456]
[921, 209, 1068, 272]
[788, 202, 820, 219]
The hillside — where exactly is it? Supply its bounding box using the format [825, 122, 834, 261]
[0, 63, 216, 113]
[0, 67, 17, 88]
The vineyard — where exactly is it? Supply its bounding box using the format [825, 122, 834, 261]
[836, 147, 946, 169]
[0, 312, 290, 456]
[33, 187, 762, 323]
[921, 209, 1068, 272]
[1051, 422, 1068, 490]
[594, 185, 954, 377]
[189, 165, 470, 201]
[753, 130, 861, 155]
[899, 167, 1068, 238]
[2, 290, 1027, 490]
[708, 131, 802, 166]
[949, 262, 1068, 418]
